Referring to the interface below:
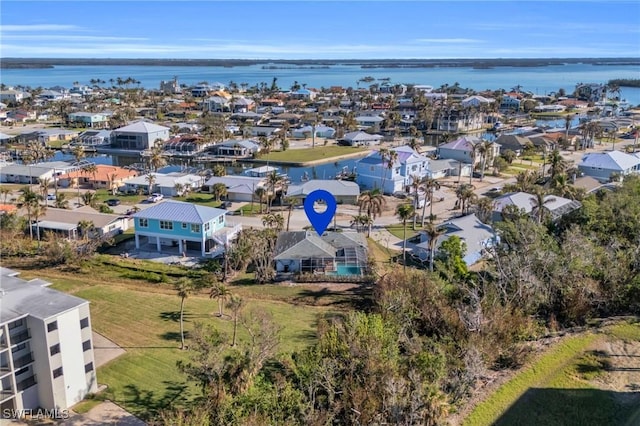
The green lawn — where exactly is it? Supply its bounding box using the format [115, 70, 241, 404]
[92, 189, 147, 205]
[48, 279, 328, 420]
[258, 146, 368, 164]
[385, 223, 419, 240]
[464, 322, 640, 426]
[173, 194, 223, 208]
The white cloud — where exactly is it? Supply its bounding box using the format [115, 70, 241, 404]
[414, 38, 483, 44]
[0, 24, 83, 32]
[2, 35, 148, 41]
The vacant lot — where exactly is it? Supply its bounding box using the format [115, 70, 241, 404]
[464, 322, 640, 426]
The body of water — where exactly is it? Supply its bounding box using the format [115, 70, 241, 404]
[2, 63, 640, 105]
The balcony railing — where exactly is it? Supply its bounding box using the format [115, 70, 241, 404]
[16, 375, 36, 391]
[13, 353, 34, 369]
[10, 330, 30, 345]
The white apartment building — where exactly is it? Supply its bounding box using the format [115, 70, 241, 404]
[0, 267, 97, 415]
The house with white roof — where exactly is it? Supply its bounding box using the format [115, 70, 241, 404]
[123, 172, 204, 196]
[461, 95, 495, 109]
[577, 150, 640, 182]
[412, 213, 497, 266]
[356, 145, 431, 194]
[492, 192, 582, 222]
[202, 175, 266, 202]
[286, 180, 360, 204]
[67, 112, 109, 129]
[209, 139, 260, 158]
[132, 200, 240, 257]
[111, 121, 170, 150]
[292, 124, 336, 139]
[438, 136, 501, 167]
[338, 131, 382, 147]
[32, 206, 130, 240]
[0, 161, 78, 185]
[0, 267, 98, 413]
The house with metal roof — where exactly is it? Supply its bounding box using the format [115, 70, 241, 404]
[492, 192, 582, 222]
[413, 213, 497, 266]
[292, 124, 336, 139]
[0, 267, 98, 413]
[286, 180, 360, 204]
[577, 150, 640, 182]
[273, 231, 368, 276]
[67, 112, 109, 128]
[203, 175, 266, 202]
[111, 121, 170, 150]
[209, 139, 261, 158]
[356, 145, 431, 194]
[0, 161, 78, 184]
[31, 206, 130, 240]
[123, 172, 204, 196]
[132, 200, 241, 257]
[338, 130, 382, 147]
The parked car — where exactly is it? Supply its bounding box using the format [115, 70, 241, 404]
[106, 199, 121, 206]
[46, 194, 56, 200]
[147, 193, 164, 203]
[220, 201, 233, 209]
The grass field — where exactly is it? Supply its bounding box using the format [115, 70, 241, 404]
[464, 322, 640, 426]
[258, 146, 368, 163]
[385, 223, 419, 240]
[14, 256, 345, 420]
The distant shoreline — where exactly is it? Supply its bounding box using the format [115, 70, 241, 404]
[1, 57, 639, 69]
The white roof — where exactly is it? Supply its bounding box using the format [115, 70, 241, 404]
[287, 180, 360, 197]
[115, 121, 170, 133]
[579, 150, 640, 171]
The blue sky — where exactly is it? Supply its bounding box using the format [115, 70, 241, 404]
[1, 1, 639, 59]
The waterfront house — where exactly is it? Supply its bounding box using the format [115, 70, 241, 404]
[273, 231, 368, 276]
[291, 124, 336, 139]
[163, 134, 210, 155]
[492, 192, 582, 222]
[32, 206, 130, 240]
[493, 134, 533, 156]
[577, 150, 640, 182]
[75, 130, 112, 147]
[437, 109, 485, 132]
[286, 180, 360, 204]
[0, 90, 27, 104]
[58, 164, 138, 191]
[203, 175, 266, 202]
[67, 112, 109, 128]
[412, 213, 496, 266]
[355, 115, 384, 131]
[0, 161, 77, 185]
[437, 136, 500, 165]
[499, 95, 521, 112]
[208, 139, 260, 158]
[123, 172, 203, 196]
[111, 121, 170, 150]
[339, 131, 382, 147]
[461, 95, 495, 109]
[356, 145, 431, 194]
[132, 200, 241, 257]
[0, 267, 98, 413]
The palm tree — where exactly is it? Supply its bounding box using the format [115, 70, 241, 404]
[54, 192, 69, 209]
[77, 219, 95, 241]
[564, 114, 573, 142]
[211, 183, 227, 202]
[262, 213, 284, 232]
[81, 191, 98, 208]
[551, 174, 583, 200]
[254, 187, 267, 214]
[0, 187, 11, 204]
[209, 283, 231, 317]
[19, 188, 39, 240]
[265, 171, 284, 212]
[82, 163, 98, 190]
[148, 140, 167, 172]
[473, 196, 495, 224]
[357, 189, 386, 237]
[107, 173, 119, 196]
[395, 203, 415, 273]
[423, 223, 445, 272]
[409, 174, 422, 230]
[455, 184, 476, 215]
[227, 294, 245, 347]
[31, 201, 46, 245]
[174, 278, 194, 350]
[283, 196, 296, 231]
[478, 140, 494, 181]
[38, 177, 51, 206]
[530, 188, 555, 224]
[548, 149, 568, 180]
[145, 173, 156, 194]
[173, 183, 185, 197]
[420, 177, 440, 226]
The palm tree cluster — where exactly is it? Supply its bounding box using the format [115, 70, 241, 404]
[356, 189, 386, 237]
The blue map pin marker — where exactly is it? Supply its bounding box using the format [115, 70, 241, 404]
[303, 189, 337, 236]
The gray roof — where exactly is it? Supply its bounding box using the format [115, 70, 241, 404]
[132, 200, 226, 224]
[204, 175, 265, 195]
[0, 267, 89, 323]
[274, 231, 367, 260]
[287, 180, 360, 198]
[341, 131, 382, 142]
[579, 150, 640, 171]
[493, 192, 582, 219]
[416, 213, 495, 253]
[38, 207, 124, 229]
[114, 121, 170, 134]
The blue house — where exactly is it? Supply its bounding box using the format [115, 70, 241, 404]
[356, 145, 431, 194]
[132, 201, 241, 257]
